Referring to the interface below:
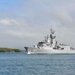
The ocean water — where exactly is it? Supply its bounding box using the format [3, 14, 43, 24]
[0, 53, 75, 75]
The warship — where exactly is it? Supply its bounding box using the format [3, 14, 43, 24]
[24, 28, 75, 54]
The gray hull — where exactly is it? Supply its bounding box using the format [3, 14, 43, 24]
[25, 47, 75, 54]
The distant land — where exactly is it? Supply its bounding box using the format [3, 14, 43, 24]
[0, 48, 25, 52]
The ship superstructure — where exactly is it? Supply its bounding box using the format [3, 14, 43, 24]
[24, 28, 75, 54]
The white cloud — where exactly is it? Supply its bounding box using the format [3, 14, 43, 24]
[0, 19, 10, 25]
[0, 18, 25, 26]
[53, 10, 74, 25]
[0, 0, 75, 49]
[6, 30, 40, 39]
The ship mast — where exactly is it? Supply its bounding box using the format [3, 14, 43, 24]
[50, 27, 56, 47]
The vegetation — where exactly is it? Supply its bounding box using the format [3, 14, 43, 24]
[0, 48, 25, 52]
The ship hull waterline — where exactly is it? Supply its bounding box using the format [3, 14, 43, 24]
[25, 47, 75, 54]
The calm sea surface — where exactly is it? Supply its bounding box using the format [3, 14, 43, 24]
[0, 53, 75, 75]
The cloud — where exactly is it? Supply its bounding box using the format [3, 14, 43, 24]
[53, 10, 73, 25]
[0, 0, 75, 49]
[0, 18, 25, 26]
[6, 30, 40, 39]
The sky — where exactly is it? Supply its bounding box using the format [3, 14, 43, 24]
[0, 0, 75, 49]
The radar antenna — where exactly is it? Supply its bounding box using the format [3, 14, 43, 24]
[50, 26, 55, 34]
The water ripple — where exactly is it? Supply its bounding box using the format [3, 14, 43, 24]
[0, 53, 75, 75]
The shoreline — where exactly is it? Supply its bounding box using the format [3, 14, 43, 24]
[0, 48, 25, 52]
